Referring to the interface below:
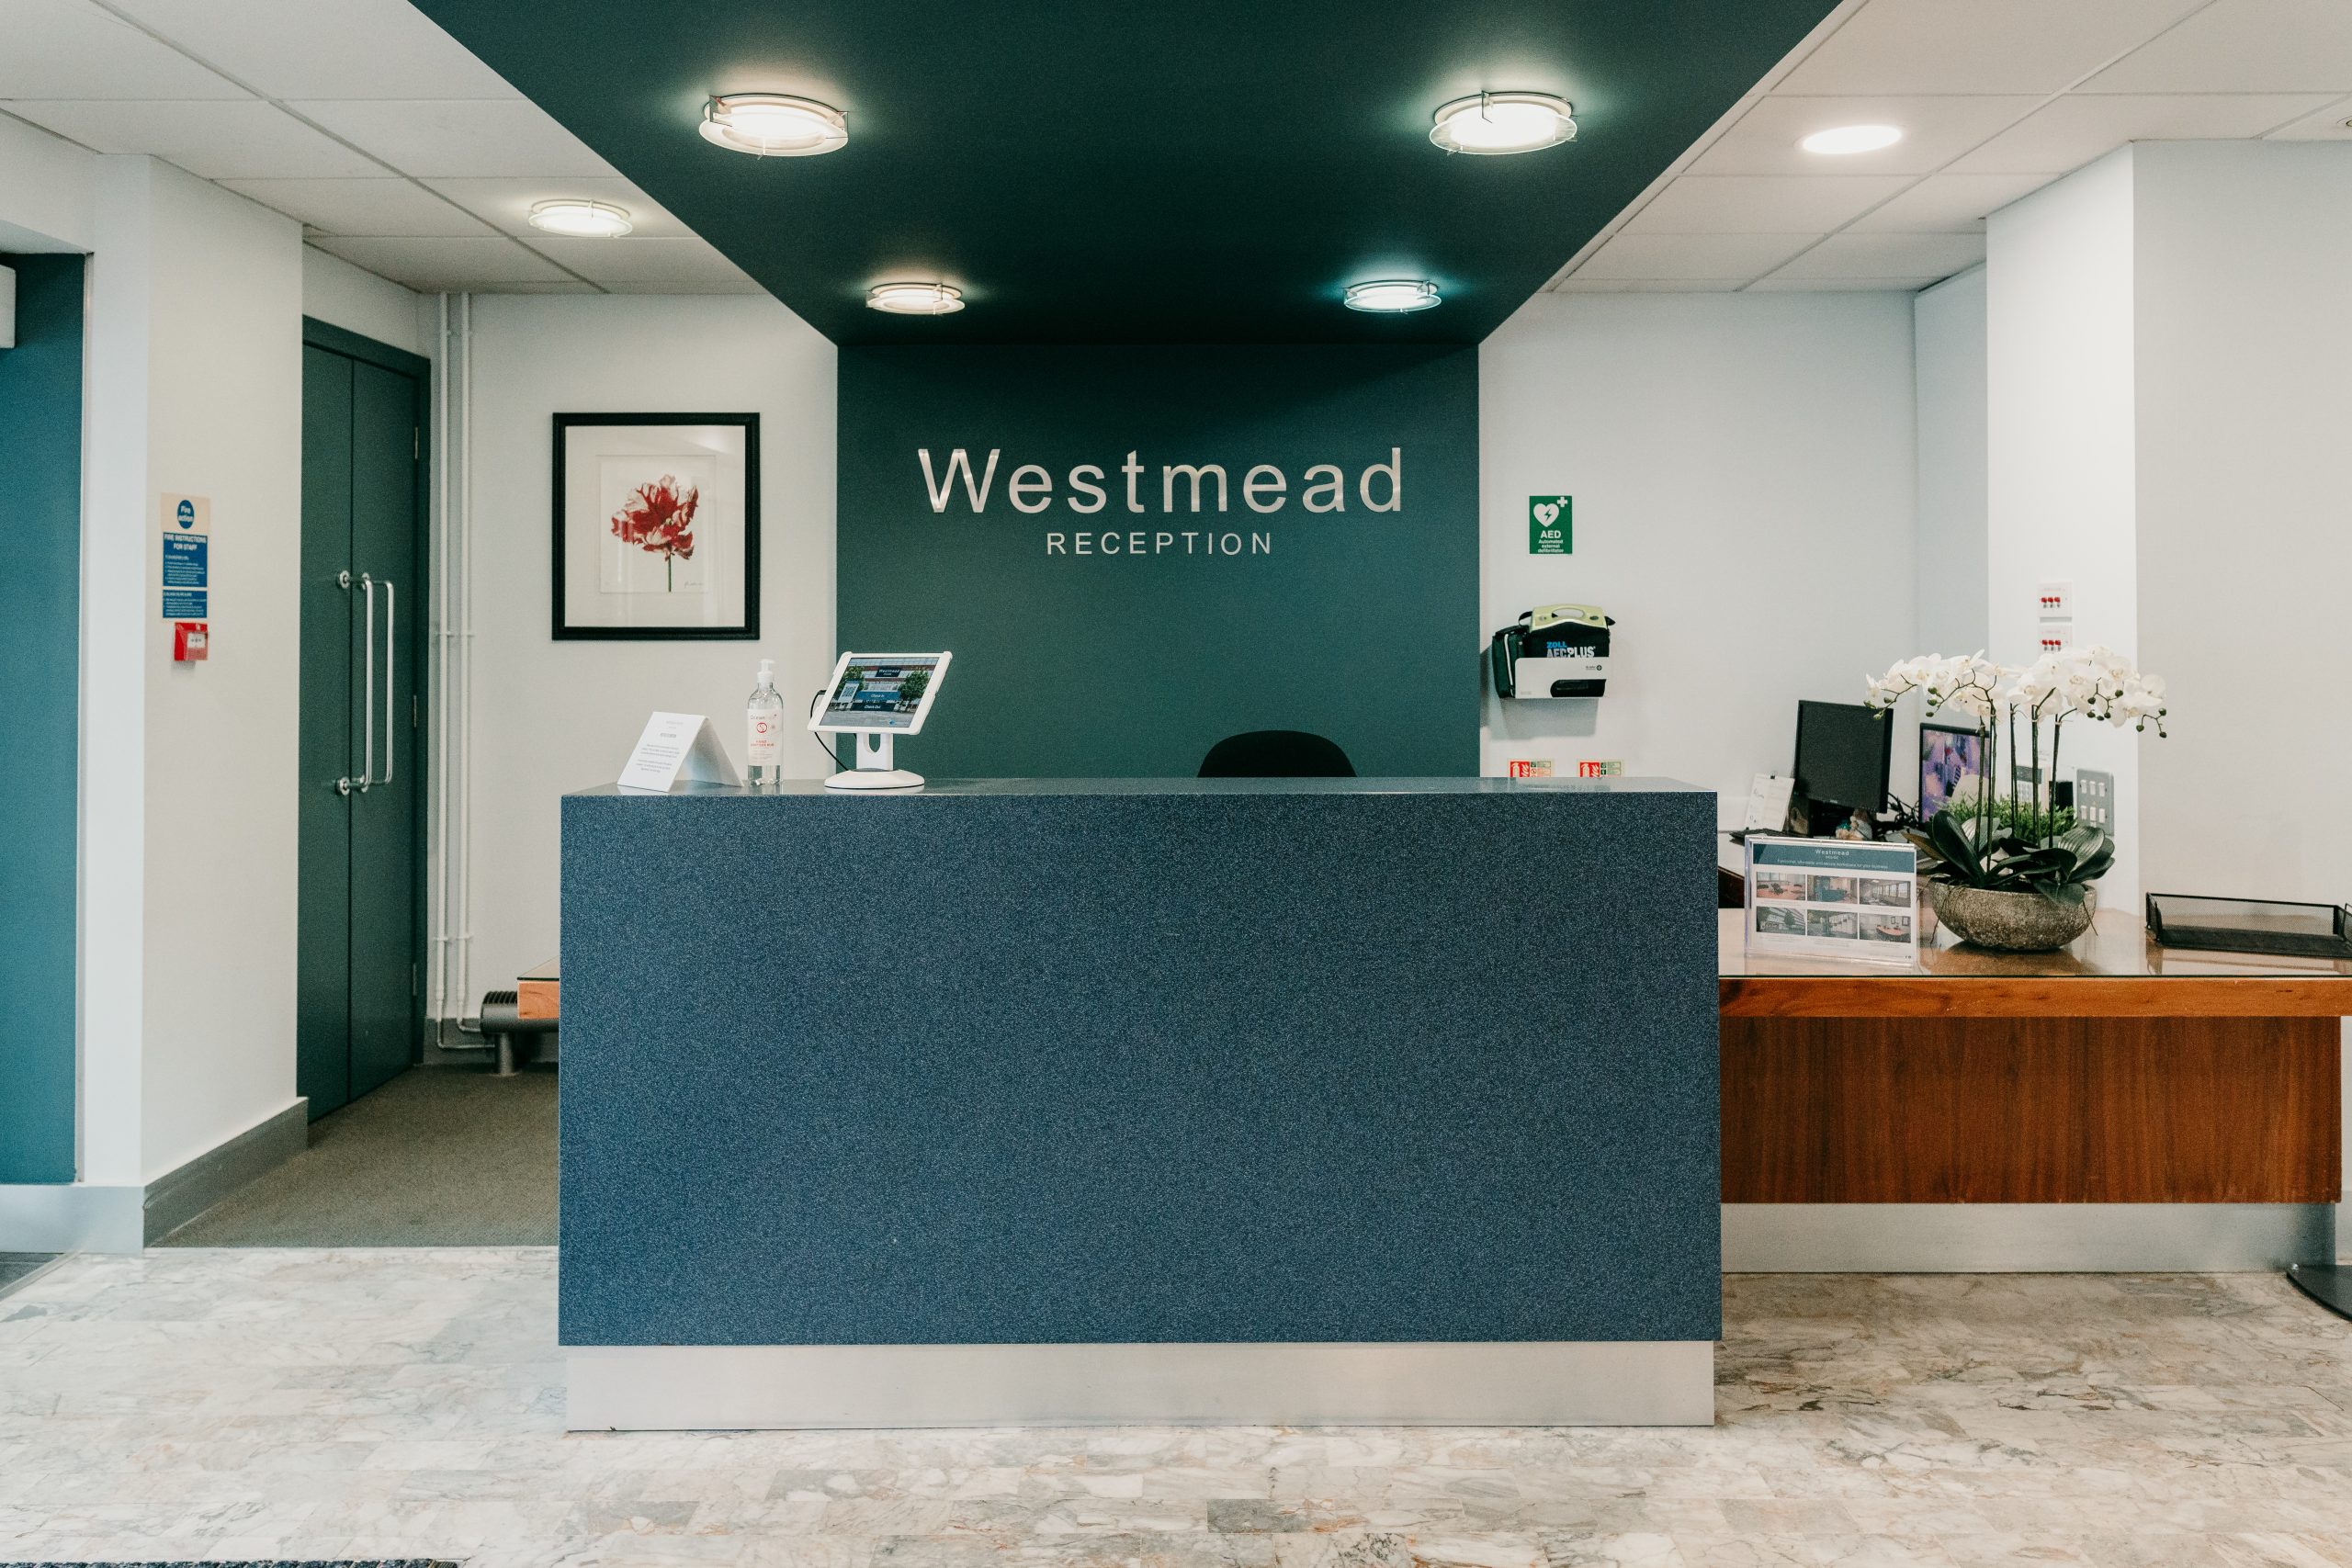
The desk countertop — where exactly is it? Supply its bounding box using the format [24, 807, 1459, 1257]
[1720, 908, 2352, 1017]
[578, 775, 1707, 800]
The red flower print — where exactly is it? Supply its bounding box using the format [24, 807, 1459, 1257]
[611, 475, 700, 562]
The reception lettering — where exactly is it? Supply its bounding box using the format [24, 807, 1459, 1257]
[917, 448, 1404, 516]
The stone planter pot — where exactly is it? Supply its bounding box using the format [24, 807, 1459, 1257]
[1927, 881, 2095, 953]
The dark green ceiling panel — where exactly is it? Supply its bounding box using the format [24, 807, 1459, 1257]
[414, 1, 1834, 344]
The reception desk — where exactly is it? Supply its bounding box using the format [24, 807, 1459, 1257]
[1721, 908, 2351, 1271]
[559, 776, 1718, 1428]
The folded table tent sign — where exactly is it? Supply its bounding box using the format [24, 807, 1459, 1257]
[616, 712, 741, 794]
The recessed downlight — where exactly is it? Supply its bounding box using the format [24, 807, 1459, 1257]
[1430, 91, 1577, 154]
[527, 198, 633, 237]
[1799, 123, 1903, 155]
[866, 282, 964, 315]
[1344, 279, 1441, 313]
[700, 93, 848, 156]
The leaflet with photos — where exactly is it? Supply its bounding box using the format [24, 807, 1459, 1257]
[1745, 837, 1919, 964]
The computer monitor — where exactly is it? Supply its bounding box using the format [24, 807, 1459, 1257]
[1792, 700, 1894, 818]
[810, 651, 951, 790]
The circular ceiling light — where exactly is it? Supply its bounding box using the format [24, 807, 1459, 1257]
[1430, 91, 1577, 154]
[1799, 123, 1904, 155]
[866, 282, 965, 315]
[527, 198, 633, 237]
[1344, 279, 1441, 313]
[699, 93, 848, 156]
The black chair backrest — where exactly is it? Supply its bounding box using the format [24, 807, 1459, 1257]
[1198, 730, 1356, 779]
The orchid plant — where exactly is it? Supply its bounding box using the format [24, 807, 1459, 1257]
[1864, 646, 2167, 907]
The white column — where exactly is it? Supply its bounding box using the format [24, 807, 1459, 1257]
[1984, 148, 2143, 908]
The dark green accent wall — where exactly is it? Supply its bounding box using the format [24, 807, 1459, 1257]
[838, 344, 1478, 778]
[0, 254, 85, 1183]
[412, 0, 1839, 344]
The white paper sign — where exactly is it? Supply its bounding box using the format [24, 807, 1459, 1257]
[1743, 773, 1797, 834]
[618, 711, 741, 794]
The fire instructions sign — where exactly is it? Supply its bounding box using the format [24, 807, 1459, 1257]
[160, 493, 210, 620]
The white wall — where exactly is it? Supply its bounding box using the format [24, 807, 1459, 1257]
[1913, 267, 1988, 656]
[71, 159, 307, 1187]
[301, 245, 431, 360]
[458, 294, 836, 1001]
[1478, 293, 1918, 819]
[0, 113, 96, 253]
[2131, 141, 2352, 907]
[136, 164, 306, 1178]
[1985, 149, 2144, 909]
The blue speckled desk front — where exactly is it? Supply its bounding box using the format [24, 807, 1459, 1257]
[560, 777, 1719, 1348]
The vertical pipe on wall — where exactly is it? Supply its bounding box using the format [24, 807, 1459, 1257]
[456, 292, 475, 1021]
[430, 291, 453, 1028]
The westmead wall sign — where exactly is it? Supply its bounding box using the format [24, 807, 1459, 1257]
[916, 446, 1405, 557]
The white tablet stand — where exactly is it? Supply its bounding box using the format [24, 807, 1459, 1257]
[825, 729, 923, 791]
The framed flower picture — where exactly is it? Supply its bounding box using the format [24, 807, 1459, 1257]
[552, 412, 760, 639]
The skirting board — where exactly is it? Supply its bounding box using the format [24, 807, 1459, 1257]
[141, 1099, 308, 1243]
[0, 1099, 307, 1254]
[1724, 1202, 2334, 1273]
[0, 1183, 143, 1253]
[567, 1341, 1716, 1430]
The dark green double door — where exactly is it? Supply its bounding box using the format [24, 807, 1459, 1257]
[300, 325, 428, 1119]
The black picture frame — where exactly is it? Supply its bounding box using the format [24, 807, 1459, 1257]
[551, 412, 760, 640]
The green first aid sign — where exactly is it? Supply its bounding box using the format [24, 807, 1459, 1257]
[1529, 495, 1571, 554]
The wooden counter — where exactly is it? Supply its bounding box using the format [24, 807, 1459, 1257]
[1719, 909, 2350, 1205]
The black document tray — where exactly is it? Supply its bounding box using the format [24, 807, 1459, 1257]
[2144, 892, 2352, 961]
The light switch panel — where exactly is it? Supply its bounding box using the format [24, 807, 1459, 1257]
[2037, 581, 2073, 619]
[2074, 769, 2115, 832]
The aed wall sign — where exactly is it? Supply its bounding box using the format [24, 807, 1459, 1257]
[160, 492, 210, 619]
[1529, 494, 1571, 555]
[838, 344, 1478, 778]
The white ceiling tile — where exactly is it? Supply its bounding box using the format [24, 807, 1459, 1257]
[2266, 94, 2352, 139]
[1949, 93, 2337, 174]
[2083, 0, 2352, 94]
[459, 278, 604, 294]
[290, 99, 616, 178]
[1746, 276, 1942, 292]
[422, 176, 695, 239]
[1621, 175, 1914, 234]
[523, 235, 762, 295]
[1574, 232, 1820, 283]
[1690, 96, 2042, 176]
[6, 98, 383, 175]
[216, 176, 493, 235]
[307, 233, 577, 290]
[101, 0, 520, 100]
[0, 0, 249, 98]
[1769, 231, 1986, 279]
[1845, 172, 2054, 231]
[1549, 278, 1753, 293]
[1778, 0, 2210, 95]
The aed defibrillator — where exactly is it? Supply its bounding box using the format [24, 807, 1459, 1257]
[1488, 604, 1613, 698]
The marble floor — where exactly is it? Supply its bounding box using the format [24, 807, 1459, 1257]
[3, 1251, 2350, 1567]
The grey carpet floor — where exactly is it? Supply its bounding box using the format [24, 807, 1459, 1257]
[158, 1066, 555, 1247]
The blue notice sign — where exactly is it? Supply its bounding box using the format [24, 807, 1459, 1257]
[162, 533, 209, 589]
[162, 589, 209, 618]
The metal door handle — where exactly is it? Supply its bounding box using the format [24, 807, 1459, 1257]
[359, 573, 374, 793]
[381, 578, 396, 784]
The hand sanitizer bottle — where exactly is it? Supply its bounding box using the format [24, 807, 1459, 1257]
[746, 660, 785, 786]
